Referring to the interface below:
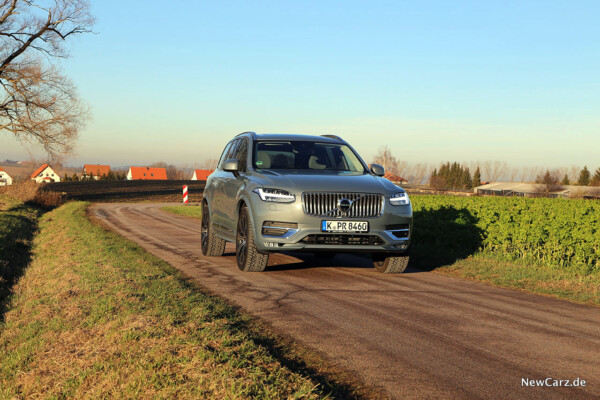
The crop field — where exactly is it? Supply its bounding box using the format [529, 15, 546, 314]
[44, 180, 205, 203]
[411, 195, 600, 275]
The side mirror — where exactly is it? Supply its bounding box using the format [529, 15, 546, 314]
[223, 159, 240, 172]
[370, 164, 385, 177]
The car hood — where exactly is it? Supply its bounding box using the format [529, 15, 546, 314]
[247, 170, 403, 194]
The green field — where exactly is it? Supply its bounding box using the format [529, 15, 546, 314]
[411, 195, 600, 274]
[162, 196, 600, 305]
[0, 200, 358, 398]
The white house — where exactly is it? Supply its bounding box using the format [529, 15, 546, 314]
[0, 167, 13, 186]
[30, 164, 61, 183]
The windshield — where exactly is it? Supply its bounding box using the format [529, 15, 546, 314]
[253, 141, 367, 172]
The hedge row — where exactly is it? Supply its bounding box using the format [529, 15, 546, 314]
[411, 195, 600, 274]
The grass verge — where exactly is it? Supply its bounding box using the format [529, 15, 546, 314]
[161, 204, 599, 306]
[161, 204, 202, 220]
[0, 201, 355, 398]
[435, 253, 600, 305]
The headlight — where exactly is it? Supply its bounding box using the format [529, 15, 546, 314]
[253, 188, 296, 203]
[390, 192, 410, 206]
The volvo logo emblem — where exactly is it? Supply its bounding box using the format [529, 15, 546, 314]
[338, 198, 351, 213]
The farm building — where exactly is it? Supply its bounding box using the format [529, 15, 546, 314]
[191, 169, 214, 180]
[127, 166, 167, 180]
[30, 164, 61, 183]
[475, 182, 600, 199]
[0, 167, 13, 186]
[83, 164, 111, 179]
[384, 172, 408, 184]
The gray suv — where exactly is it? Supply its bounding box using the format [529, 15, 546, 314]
[201, 132, 412, 273]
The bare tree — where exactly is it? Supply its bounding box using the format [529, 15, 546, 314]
[0, 0, 93, 159]
[372, 145, 398, 175]
[507, 167, 519, 182]
[411, 162, 430, 185]
[520, 166, 540, 183]
[395, 159, 408, 179]
[568, 165, 580, 183]
[199, 158, 219, 170]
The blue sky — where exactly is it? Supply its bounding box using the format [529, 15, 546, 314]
[1, 0, 599, 168]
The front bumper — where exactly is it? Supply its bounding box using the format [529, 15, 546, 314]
[248, 197, 412, 253]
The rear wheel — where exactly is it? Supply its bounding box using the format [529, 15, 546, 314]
[236, 205, 269, 272]
[201, 201, 225, 256]
[372, 253, 409, 273]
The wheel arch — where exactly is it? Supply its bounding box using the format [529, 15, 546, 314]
[235, 196, 260, 241]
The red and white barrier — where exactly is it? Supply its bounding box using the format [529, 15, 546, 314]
[183, 185, 188, 204]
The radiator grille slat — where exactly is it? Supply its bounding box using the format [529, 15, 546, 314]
[302, 192, 383, 218]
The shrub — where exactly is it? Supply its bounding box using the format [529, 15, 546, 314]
[0, 181, 66, 209]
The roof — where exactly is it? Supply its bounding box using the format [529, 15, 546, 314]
[84, 164, 111, 176]
[475, 182, 600, 196]
[193, 169, 214, 180]
[128, 166, 167, 180]
[384, 171, 406, 182]
[30, 164, 50, 178]
[0, 167, 4, 172]
[194, 169, 214, 174]
[252, 133, 344, 143]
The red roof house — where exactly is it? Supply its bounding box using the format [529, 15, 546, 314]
[191, 169, 214, 181]
[126, 166, 167, 180]
[30, 164, 60, 183]
[83, 164, 111, 179]
[383, 171, 408, 184]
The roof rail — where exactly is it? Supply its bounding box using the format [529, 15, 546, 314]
[237, 131, 256, 139]
[320, 134, 345, 142]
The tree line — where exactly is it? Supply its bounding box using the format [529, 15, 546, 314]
[372, 146, 600, 188]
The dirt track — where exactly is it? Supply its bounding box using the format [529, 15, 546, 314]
[90, 203, 600, 400]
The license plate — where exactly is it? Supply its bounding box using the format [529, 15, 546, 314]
[321, 220, 369, 233]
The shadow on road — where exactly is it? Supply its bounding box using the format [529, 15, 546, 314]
[410, 205, 484, 270]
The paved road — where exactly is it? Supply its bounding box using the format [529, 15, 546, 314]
[91, 203, 600, 400]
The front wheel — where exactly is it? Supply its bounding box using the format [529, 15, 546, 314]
[236, 205, 269, 272]
[372, 252, 409, 273]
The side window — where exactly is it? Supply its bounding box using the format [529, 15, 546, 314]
[217, 141, 234, 170]
[226, 139, 240, 160]
[234, 138, 249, 172]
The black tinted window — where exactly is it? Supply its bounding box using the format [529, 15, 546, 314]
[253, 141, 366, 172]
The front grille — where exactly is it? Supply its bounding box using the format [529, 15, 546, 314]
[300, 234, 385, 246]
[302, 192, 384, 218]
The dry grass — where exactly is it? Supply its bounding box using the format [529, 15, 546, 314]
[0, 181, 66, 209]
[0, 201, 340, 399]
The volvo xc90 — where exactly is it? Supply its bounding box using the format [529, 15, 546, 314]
[201, 132, 413, 273]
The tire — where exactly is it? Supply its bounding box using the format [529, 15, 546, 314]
[236, 205, 269, 272]
[372, 253, 409, 273]
[201, 201, 226, 256]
